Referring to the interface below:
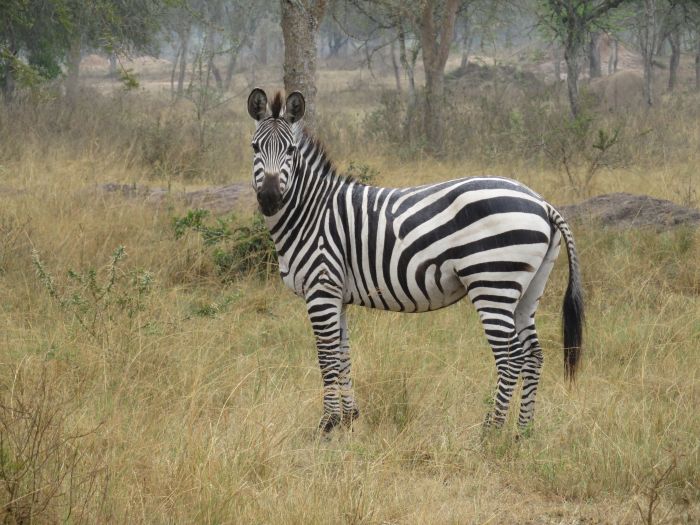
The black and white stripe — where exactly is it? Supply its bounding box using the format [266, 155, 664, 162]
[247, 90, 584, 433]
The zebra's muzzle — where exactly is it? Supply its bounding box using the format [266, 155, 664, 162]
[257, 174, 282, 216]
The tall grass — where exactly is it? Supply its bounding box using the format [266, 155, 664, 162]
[0, 70, 698, 522]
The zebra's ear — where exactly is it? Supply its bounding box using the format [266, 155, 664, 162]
[247, 88, 268, 121]
[284, 92, 305, 124]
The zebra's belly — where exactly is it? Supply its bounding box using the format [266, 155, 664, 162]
[346, 271, 468, 313]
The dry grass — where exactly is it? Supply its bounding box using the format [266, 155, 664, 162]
[0, 66, 699, 524]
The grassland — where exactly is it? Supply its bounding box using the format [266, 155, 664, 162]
[0, 63, 699, 524]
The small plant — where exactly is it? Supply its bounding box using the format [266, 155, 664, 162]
[345, 161, 380, 185]
[0, 359, 106, 523]
[173, 210, 276, 280]
[635, 455, 679, 525]
[31, 246, 153, 345]
[542, 113, 625, 195]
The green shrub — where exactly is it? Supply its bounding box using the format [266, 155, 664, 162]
[173, 210, 277, 281]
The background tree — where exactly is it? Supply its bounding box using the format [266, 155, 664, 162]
[280, 0, 327, 129]
[419, 0, 460, 154]
[635, 0, 666, 106]
[0, 0, 72, 100]
[540, 0, 628, 117]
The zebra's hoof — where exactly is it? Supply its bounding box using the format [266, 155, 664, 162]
[318, 413, 342, 433]
[341, 407, 360, 427]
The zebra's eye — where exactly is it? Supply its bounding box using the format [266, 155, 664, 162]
[286, 145, 296, 155]
[252, 143, 260, 153]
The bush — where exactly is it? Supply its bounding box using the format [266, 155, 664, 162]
[32, 246, 154, 346]
[173, 210, 277, 281]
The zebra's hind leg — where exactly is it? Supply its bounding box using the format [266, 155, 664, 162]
[476, 307, 526, 430]
[338, 307, 360, 426]
[515, 230, 562, 433]
[307, 294, 344, 433]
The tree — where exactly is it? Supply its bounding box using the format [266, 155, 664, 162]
[540, 0, 628, 117]
[0, 0, 71, 100]
[419, 0, 459, 154]
[63, 0, 161, 98]
[589, 31, 603, 77]
[280, 0, 327, 129]
[0, 0, 161, 101]
[635, 0, 665, 105]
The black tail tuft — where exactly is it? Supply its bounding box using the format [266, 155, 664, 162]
[562, 264, 584, 382]
[550, 205, 584, 383]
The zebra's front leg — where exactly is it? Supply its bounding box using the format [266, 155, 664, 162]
[307, 293, 344, 433]
[339, 308, 359, 426]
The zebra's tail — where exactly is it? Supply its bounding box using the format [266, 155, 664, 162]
[547, 204, 584, 382]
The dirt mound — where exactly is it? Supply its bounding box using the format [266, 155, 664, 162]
[560, 193, 700, 229]
[98, 182, 255, 214]
[447, 62, 544, 91]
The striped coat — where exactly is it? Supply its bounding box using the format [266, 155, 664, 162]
[247, 89, 583, 433]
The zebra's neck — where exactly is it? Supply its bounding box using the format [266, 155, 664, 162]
[266, 134, 352, 244]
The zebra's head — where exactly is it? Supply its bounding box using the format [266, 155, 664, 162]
[247, 88, 306, 216]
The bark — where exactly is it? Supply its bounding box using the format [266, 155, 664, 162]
[668, 29, 680, 91]
[460, 17, 473, 69]
[0, 60, 15, 102]
[565, 45, 581, 117]
[589, 32, 602, 78]
[390, 39, 402, 93]
[639, 0, 659, 107]
[108, 53, 118, 78]
[419, 0, 459, 155]
[66, 36, 82, 99]
[696, 33, 700, 91]
[170, 46, 179, 96]
[0, 40, 17, 101]
[398, 24, 418, 145]
[280, 0, 327, 130]
[176, 25, 191, 98]
[608, 38, 618, 75]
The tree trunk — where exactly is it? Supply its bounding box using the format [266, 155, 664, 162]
[0, 41, 17, 101]
[668, 30, 680, 91]
[398, 25, 418, 145]
[280, 0, 326, 130]
[642, 53, 654, 106]
[639, 0, 659, 107]
[696, 31, 700, 91]
[460, 17, 472, 69]
[390, 39, 402, 93]
[589, 32, 602, 78]
[170, 46, 181, 97]
[177, 25, 190, 98]
[66, 36, 82, 99]
[419, 0, 459, 155]
[564, 42, 581, 117]
[608, 38, 618, 75]
[109, 53, 118, 78]
[553, 45, 562, 81]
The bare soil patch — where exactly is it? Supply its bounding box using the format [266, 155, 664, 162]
[560, 192, 700, 229]
[98, 182, 255, 214]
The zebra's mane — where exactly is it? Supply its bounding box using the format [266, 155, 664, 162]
[298, 130, 364, 187]
[270, 92, 283, 118]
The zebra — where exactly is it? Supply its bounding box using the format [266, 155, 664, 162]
[246, 88, 584, 433]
